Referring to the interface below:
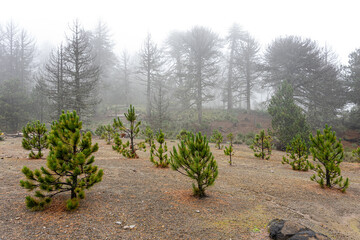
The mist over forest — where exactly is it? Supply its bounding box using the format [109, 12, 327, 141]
[0, 6, 359, 145]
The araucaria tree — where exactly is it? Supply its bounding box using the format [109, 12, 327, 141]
[250, 130, 272, 160]
[20, 111, 103, 210]
[170, 132, 218, 197]
[113, 105, 145, 158]
[282, 134, 310, 171]
[224, 133, 234, 165]
[210, 130, 223, 149]
[22, 121, 48, 159]
[183, 26, 221, 124]
[150, 130, 169, 168]
[309, 125, 349, 192]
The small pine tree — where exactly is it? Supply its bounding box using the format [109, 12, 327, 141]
[113, 105, 145, 158]
[150, 129, 169, 168]
[20, 111, 103, 210]
[95, 125, 106, 137]
[250, 130, 272, 160]
[282, 134, 310, 171]
[210, 130, 223, 149]
[101, 124, 116, 144]
[353, 147, 360, 162]
[224, 133, 235, 165]
[176, 129, 189, 141]
[309, 125, 349, 192]
[142, 126, 154, 147]
[170, 132, 218, 198]
[22, 121, 48, 159]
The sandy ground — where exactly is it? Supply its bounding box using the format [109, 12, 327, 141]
[0, 137, 360, 240]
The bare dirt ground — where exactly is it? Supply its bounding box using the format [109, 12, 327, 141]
[1, 137, 360, 240]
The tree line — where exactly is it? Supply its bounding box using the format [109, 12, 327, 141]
[1, 20, 360, 134]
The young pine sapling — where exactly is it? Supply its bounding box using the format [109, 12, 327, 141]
[170, 132, 218, 198]
[224, 133, 235, 165]
[282, 134, 311, 171]
[20, 111, 103, 210]
[22, 120, 48, 159]
[309, 125, 349, 192]
[150, 129, 169, 168]
[113, 105, 145, 158]
[210, 130, 223, 149]
[250, 129, 272, 160]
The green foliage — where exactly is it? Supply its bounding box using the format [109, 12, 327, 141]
[142, 126, 154, 147]
[20, 111, 103, 210]
[268, 81, 310, 150]
[22, 120, 48, 159]
[352, 147, 360, 162]
[224, 133, 235, 165]
[309, 125, 349, 192]
[170, 132, 218, 198]
[150, 130, 169, 168]
[176, 129, 190, 141]
[234, 132, 255, 145]
[282, 135, 310, 171]
[113, 105, 145, 158]
[101, 124, 116, 144]
[210, 130, 223, 149]
[250, 130, 272, 160]
[95, 125, 106, 137]
[0, 130, 4, 141]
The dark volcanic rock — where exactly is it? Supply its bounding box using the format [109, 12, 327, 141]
[268, 219, 330, 240]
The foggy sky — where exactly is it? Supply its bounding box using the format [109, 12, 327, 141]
[1, 0, 359, 64]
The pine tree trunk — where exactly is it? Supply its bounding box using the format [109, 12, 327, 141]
[71, 176, 77, 199]
[326, 169, 331, 187]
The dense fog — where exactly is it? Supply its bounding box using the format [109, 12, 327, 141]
[0, 1, 359, 139]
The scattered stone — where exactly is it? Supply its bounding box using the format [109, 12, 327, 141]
[270, 170, 274, 173]
[15, 217, 20, 220]
[268, 219, 330, 240]
[43, 226, 46, 229]
[115, 221, 122, 225]
[129, 225, 136, 229]
[65, 225, 69, 228]
[195, 210, 200, 213]
[123, 226, 130, 229]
